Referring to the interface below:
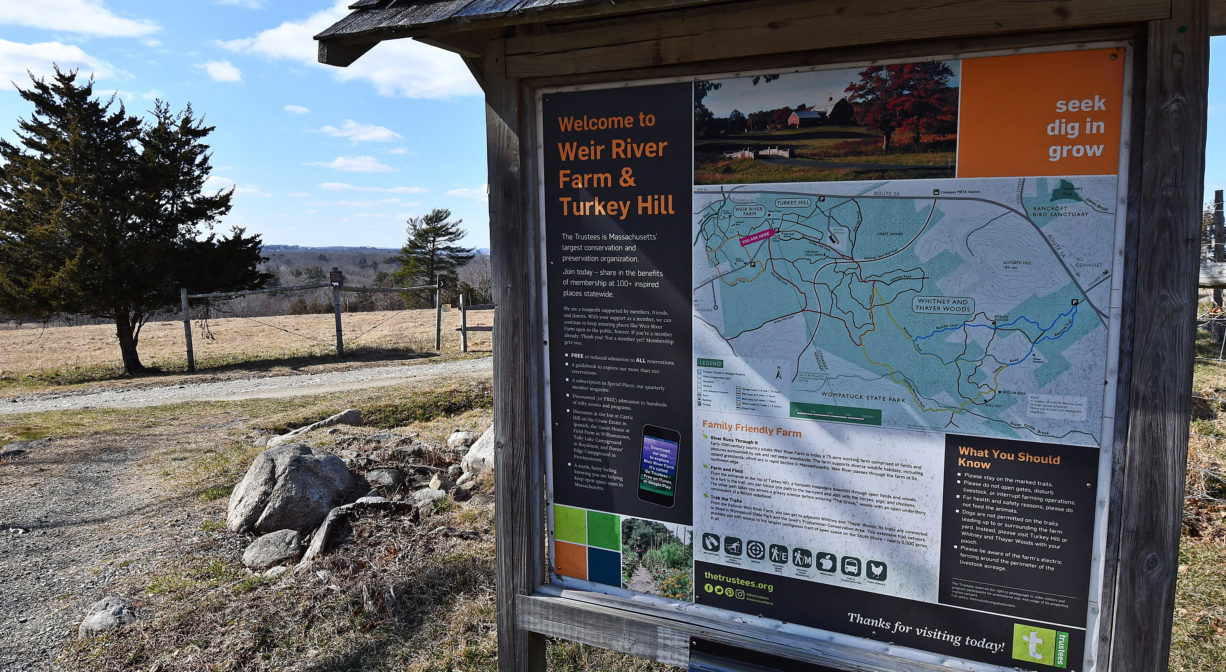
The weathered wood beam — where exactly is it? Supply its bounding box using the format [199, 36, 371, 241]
[504, 0, 1172, 78]
[519, 587, 962, 671]
[317, 37, 380, 67]
[1107, 1, 1208, 670]
[484, 37, 548, 672]
[1212, 0, 1226, 32]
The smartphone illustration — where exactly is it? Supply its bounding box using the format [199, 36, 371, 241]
[638, 424, 680, 507]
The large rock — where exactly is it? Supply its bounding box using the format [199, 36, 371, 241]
[267, 409, 362, 448]
[447, 430, 478, 450]
[242, 529, 304, 570]
[78, 596, 135, 640]
[226, 443, 360, 534]
[366, 467, 405, 491]
[460, 426, 495, 478]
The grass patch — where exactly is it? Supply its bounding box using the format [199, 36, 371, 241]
[1171, 539, 1226, 671]
[199, 483, 234, 502]
[358, 381, 493, 429]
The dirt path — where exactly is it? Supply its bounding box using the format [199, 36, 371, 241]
[0, 432, 213, 671]
[0, 357, 492, 415]
[626, 565, 658, 595]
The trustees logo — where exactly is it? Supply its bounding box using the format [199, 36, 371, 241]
[1011, 624, 1068, 668]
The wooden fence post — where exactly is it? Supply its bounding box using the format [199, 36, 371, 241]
[460, 292, 469, 353]
[1108, 1, 1208, 668]
[435, 273, 444, 351]
[332, 285, 344, 357]
[1213, 189, 1224, 341]
[181, 287, 195, 373]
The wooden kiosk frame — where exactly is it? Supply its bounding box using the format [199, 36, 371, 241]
[317, 1, 1217, 670]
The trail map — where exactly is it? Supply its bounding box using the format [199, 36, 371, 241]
[692, 177, 1120, 447]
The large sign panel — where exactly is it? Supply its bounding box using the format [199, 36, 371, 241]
[543, 46, 1128, 671]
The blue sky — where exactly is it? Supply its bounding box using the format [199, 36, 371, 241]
[0, 4, 1221, 251]
[0, 0, 488, 249]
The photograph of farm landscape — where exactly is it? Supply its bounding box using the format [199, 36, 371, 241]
[0, 2, 1221, 672]
[694, 60, 959, 184]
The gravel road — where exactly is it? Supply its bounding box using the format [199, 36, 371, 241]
[0, 357, 493, 415]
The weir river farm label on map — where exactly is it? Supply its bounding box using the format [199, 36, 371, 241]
[692, 177, 1116, 448]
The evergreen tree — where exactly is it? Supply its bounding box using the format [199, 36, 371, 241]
[0, 68, 270, 374]
[392, 208, 474, 288]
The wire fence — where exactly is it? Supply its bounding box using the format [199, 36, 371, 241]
[1189, 190, 1226, 536]
[179, 273, 494, 371]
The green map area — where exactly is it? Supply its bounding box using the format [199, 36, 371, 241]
[692, 178, 1120, 446]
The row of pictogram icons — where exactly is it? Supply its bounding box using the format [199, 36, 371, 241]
[702, 532, 888, 580]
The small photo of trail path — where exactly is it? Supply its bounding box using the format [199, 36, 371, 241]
[620, 517, 694, 602]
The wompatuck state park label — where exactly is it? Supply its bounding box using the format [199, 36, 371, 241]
[543, 46, 1126, 672]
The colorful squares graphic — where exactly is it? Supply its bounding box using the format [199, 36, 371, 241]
[554, 541, 587, 580]
[587, 547, 621, 587]
[586, 510, 620, 550]
[552, 505, 623, 585]
[553, 505, 587, 544]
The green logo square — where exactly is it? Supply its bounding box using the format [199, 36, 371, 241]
[1011, 624, 1068, 668]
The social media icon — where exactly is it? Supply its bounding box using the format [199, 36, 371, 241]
[702, 533, 721, 552]
[866, 561, 888, 581]
[724, 537, 743, 556]
[769, 544, 789, 564]
[815, 552, 836, 573]
[841, 556, 861, 577]
[792, 548, 813, 568]
[747, 540, 766, 560]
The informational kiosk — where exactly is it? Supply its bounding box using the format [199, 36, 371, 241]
[317, 2, 1217, 670]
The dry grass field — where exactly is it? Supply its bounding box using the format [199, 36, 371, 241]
[0, 306, 494, 389]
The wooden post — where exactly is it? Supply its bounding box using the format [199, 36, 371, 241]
[332, 285, 344, 357]
[435, 273, 445, 351]
[1107, 1, 1209, 669]
[180, 287, 195, 373]
[1213, 189, 1224, 340]
[486, 38, 547, 672]
[460, 292, 469, 353]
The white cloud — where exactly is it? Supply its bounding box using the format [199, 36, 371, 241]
[204, 60, 242, 83]
[319, 182, 426, 194]
[318, 119, 402, 143]
[308, 156, 395, 173]
[205, 175, 270, 198]
[0, 0, 159, 37]
[446, 185, 489, 202]
[216, 0, 266, 8]
[0, 40, 113, 90]
[219, 0, 479, 99]
[284, 104, 311, 115]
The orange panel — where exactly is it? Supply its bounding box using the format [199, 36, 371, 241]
[554, 541, 588, 580]
[958, 48, 1126, 178]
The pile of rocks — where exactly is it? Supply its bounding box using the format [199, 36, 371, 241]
[76, 410, 496, 640]
[229, 410, 495, 575]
